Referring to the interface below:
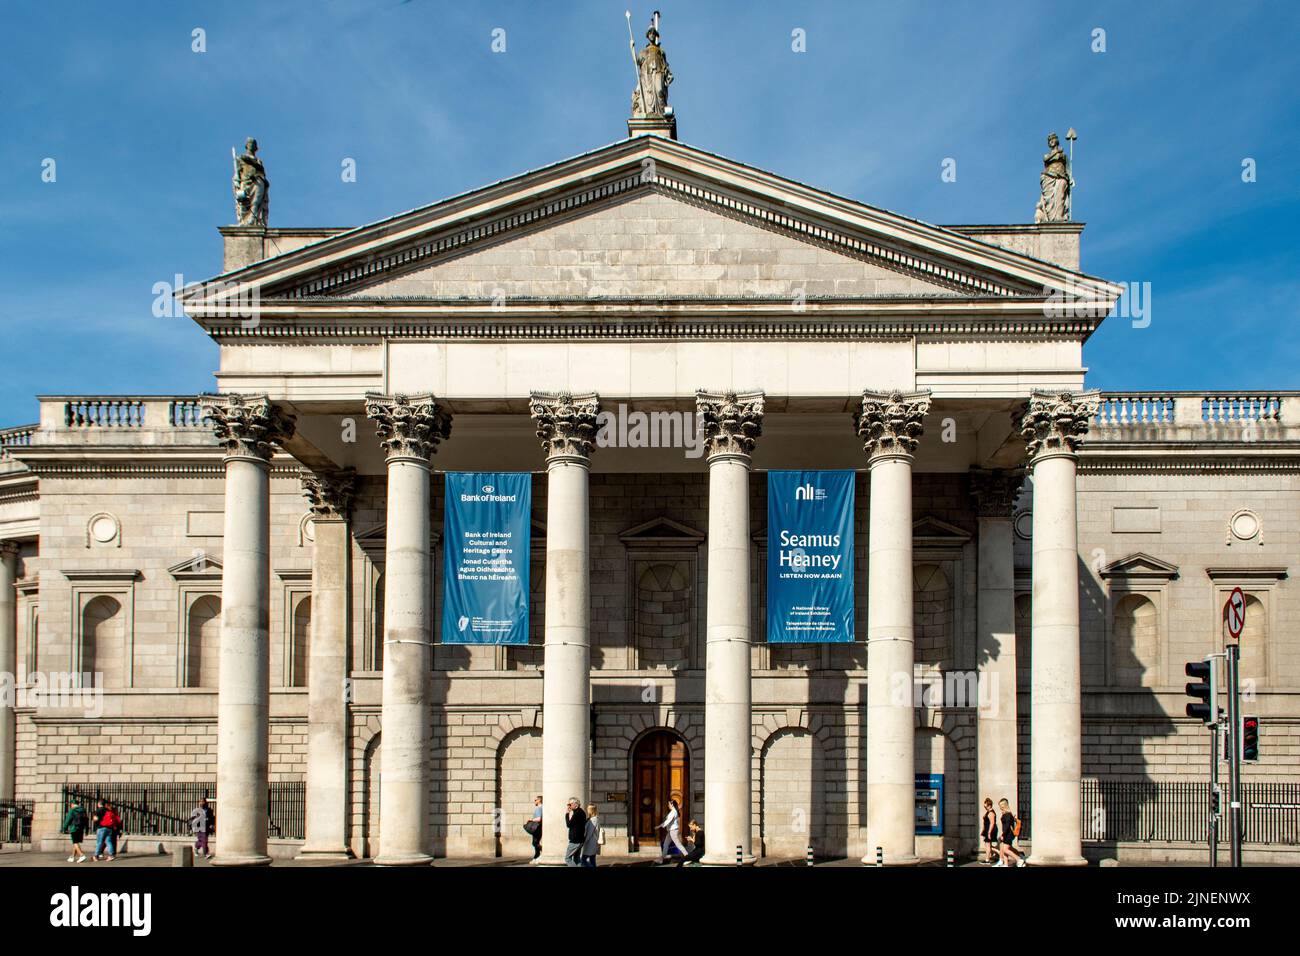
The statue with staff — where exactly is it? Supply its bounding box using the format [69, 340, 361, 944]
[627, 10, 672, 118]
[1034, 129, 1075, 223]
[232, 137, 270, 226]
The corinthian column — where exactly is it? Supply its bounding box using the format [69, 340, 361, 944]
[1018, 389, 1098, 866]
[203, 393, 296, 867]
[0, 541, 18, 802]
[365, 393, 452, 865]
[529, 391, 599, 866]
[856, 389, 930, 865]
[298, 468, 356, 860]
[696, 389, 763, 865]
[970, 469, 1023, 818]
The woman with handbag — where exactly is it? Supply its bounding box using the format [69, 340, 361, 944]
[581, 804, 603, 867]
[658, 797, 688, 863]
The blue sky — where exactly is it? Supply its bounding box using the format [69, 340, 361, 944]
[2, 0, 1298, 427]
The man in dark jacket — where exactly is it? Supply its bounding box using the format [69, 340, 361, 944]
[564, 798, 587, 867]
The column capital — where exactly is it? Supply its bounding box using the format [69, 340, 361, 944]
[695, 389, 764, 458]
[301, 467, 356, 520]
[1016, 389, 1100, 462]
[969, 469, 1025, 519]
[203, 393, 296, 462]
[364, 393, 452, 462]
[529, 391, 600, 460]
[855, 389, 931, 461]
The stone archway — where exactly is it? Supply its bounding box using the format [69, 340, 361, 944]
[630, 729, 691, 852]
[760, 727, 826, 858]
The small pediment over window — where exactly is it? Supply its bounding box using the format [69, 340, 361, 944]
[912, 516, 972, 546]
[167, 557, 222, 581]
[619, 517, 705, 547]
[1100, 552, 1179, 581]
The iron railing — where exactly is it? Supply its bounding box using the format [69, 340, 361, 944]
[1078, 779, 1300, 845]
[0, 800, 34, 844]
[61, 782, 306, 841]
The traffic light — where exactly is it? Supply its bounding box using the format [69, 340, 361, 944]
[1185, 659, 1217, 724]
[1241, 715, 1260, 762]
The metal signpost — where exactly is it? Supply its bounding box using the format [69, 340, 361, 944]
[1225, 587, 1246, 868]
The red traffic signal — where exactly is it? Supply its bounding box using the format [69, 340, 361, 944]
[1241, 715, 1259, 762]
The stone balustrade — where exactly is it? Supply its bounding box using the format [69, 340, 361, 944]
[0, 425, 36, 459]
[1093, 392, 1297, 431]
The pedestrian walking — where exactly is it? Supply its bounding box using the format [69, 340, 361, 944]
[564, 797, 587, 867]
[61, 798, 89, 863]
[581, 804, 602, 867]
[675, 819, 705, 867]
[980, 797, 999, 864]
[190, 797, 215, 859]
[995, 797, 1026, 867]
[524, 795, 543, 862]
[658, 797, 688, 862]
[94, 801, 121, 862]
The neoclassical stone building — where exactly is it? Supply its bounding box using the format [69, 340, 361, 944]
[2, 112, 1297, 865]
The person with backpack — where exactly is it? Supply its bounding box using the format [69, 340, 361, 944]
[93, 800, 121, 862]
[979, 797, 999, 864]
[61, 798, 89, 863]
[995, 797, 1026, 867]
[189, 797, 215, 859]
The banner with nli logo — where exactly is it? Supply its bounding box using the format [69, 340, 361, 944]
[767, 470, 855, 643]
[442, 472, 531, 645]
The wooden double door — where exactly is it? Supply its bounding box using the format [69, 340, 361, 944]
[632, 731, 690, 846]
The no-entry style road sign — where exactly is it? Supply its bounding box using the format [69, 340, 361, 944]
[1226, 586, 1246, 641]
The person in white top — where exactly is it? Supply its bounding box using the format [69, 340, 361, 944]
[658, 798, 689, 862]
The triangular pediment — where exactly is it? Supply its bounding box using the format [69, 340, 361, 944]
[619, 516, 705, 546]
[182, 137, 1121, 323]
[912, 516, 972, 545]
[1100, 552, 1180, 580]
[168, 556, 222, 580]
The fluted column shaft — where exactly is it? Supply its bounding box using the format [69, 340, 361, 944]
[530, 392, 598, 865]
[299, 470, 356, 859]
[366, 393, 452, 865]
[857, 389, 929, 865]
[1020, 390, 1098, 866]
[204, 394, 295, 867]
[697, 390, 763, 865]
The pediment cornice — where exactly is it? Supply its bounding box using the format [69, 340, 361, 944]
[181, 137, 1122, 322]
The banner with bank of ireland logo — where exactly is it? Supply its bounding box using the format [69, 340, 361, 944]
[442, 472, 531, 645]
[767, 470, 855, 643]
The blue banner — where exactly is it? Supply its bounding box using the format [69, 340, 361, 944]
[767, 470, 855, 643]
[442, 472, 531, 645]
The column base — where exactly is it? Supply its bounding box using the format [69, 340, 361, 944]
[1026, 854, 1088, 867]
[210, 852, 272, 868]
[296, 847, 355, 862]
[374, 851, 434, 866]
[859, 853, 920, 866]
[700, 852, 757, 866]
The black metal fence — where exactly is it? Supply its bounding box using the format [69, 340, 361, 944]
[1078, 779, 1300, 845]
[0, 800, 34, 844]
[61, 782, 306, 841]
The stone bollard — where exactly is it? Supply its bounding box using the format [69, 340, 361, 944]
[875, 846, 883, 867]
[945, 849, 954, 868]
[735, 845, 742, 867]
[806, 845, 814, 867]
[173, 845, 194, 867]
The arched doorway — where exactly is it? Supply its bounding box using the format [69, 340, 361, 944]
[631, 730, 690, 851]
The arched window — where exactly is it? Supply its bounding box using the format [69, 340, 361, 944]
[82, 595, 123, 688]
[1226, 593, 1267, 686]
[186, 595, 221, 688]
[913, 563, 953, 668]
[636, 561, 692, 670]
[291, 595, 312, 687]
[1111, 594, 1158, 687]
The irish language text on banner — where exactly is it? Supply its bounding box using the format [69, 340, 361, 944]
[442, 472, 531, 645]
[767, 470, 855, 643]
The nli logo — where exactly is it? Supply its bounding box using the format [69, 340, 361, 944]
[794, 483, 827, 502]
